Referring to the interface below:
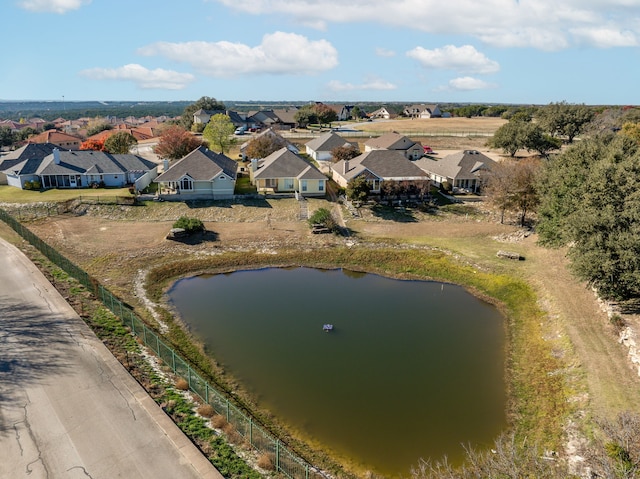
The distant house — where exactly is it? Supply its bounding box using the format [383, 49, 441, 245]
[154, 146, 237, 200]
[364, 132, 424, 160]
[368, 107, 395, 119]
[3, 148, 157, 190]
[305, 132, 357, 161]
[403, 104, 442, 119]
[327, 104, 354, 121]
[27, 129, 82, 150]
[414, 150, 497, 193]
[331, 150, 430, 193]
[249, 147, 326, 196]
[248, 108, 298, 130]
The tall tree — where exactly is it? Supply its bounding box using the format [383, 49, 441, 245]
[485, 157, 541, 225]
[620, 122, 640, 144]
[331, 144, 359, 163]
[522, 123, 562, 158]
[244, 134, 286, 159]
[536, 101, 595, 143]
[487, 120, 528, 157]
[0, 126, 14, 147]
[314, 103, 338, 126]
[203, 113, 236, 154]
[104, 132, 137, 154]
[537, 135, 640, 299]
[180, 96, 225, 130]
[154, 125, 202, 160]
[294, 105, 318, 128]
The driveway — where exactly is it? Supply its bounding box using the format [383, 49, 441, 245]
[0, 238, 222, 479]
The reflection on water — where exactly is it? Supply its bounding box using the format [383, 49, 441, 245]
[168, 267, 507, 477]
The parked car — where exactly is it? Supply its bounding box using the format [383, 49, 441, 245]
[423, 145, 434, 154]
[234, 126, 247, 135]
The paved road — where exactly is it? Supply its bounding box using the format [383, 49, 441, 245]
[0, 238, 222, 479]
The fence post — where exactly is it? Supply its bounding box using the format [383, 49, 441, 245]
[275, 439, 280, 472]
[171, 349, 176, 372]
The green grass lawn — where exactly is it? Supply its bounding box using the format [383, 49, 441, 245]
[234, 176, 257, 194]
[0, 185, 133, 203]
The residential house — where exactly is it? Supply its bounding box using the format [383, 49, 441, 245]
[327, 104, 354, 121]
[4, 148, 157, 190]
[305, 132, 357, 162]
[192, 109, 216, 125]
[154, 146, 237, 200]
[368, 107, 395, 119]
[414, 150, 497, 193]
[403, 104, 442, 118]
[364, 132, 424, 160]
[331, 150, 430, 193]
[0, 142, 59, 185]
[27, 129, 82, 150]
[250, 147, 326, 196]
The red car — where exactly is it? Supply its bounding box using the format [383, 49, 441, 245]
[423, 145, 434, 154]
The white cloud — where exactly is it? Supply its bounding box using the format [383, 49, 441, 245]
[570, 27, 638, 47]
[327, 78, 397, 92]
[446, 76, 496, 91]
[211, 0, 640, 50]
[80, 64, 195, 90]
[407, 45, 499, 74]
[18, 0, 90, 14]
[138, 32, 338, 77]
[375, 47, 396, 58]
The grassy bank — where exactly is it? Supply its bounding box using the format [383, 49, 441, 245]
[144, 246, 573, 471]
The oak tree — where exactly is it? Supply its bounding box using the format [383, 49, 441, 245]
[154, 125, 202, 160]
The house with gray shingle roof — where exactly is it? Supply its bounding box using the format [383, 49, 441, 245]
[305, 132, 358, 161]
[414, 150, 497, 193]
[331, 150, 430, 193]
[364, 132, 424, 160]
[154, 146, 237, 199]
[0, 143, 59, 185]
[3, 147, 157, 190]
[250, 147, 326, 196]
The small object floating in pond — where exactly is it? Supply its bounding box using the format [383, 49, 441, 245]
[323, 324, 334, 332]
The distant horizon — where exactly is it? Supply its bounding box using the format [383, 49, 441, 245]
[3, 1, 639, 105]
[0, 99, 631, 107]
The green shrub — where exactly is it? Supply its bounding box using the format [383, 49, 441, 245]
[308, 207, 337, 231]
[173, 216, 205, 234]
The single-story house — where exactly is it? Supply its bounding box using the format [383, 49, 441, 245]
[305, 132, 357, 161]
[368, 107, 395, 119]
[403, 104, 442, 119]
[3, 148, 158, 189]
[250, 147, 326, 196]
[414, 150, 497, 193]
[0, 143, 59, 185]
[27, 129, 82, 150]
[154, 146, 237, 199]
[364, 132, 424, 160]
[331, 150, 430, 193]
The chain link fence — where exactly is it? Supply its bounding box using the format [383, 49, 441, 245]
[0, 207, 325, 479]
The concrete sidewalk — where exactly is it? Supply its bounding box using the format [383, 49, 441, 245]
[0, 237, 223, 479]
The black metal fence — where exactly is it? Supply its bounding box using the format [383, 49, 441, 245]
[0, 207, 323, 479]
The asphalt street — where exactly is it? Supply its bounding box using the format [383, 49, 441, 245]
[0, 237, 222, 478]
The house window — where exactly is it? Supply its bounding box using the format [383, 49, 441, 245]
[180, 177, 193, 190]
[265, 178, 277, 188]
[284, 178, 294, 190]
[301, 180, 307, 192]
[318, 181, 324, 192]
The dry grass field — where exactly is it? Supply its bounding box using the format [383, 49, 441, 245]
[350, 116, 507, 134]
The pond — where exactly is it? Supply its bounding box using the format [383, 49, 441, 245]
[168, 267, 507, 477]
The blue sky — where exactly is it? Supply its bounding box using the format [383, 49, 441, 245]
[2, 0, 640, 105]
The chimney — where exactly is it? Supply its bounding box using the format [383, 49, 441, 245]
[251, 158, 258, 172]
[163, 159, 169, 172]
[343, 160, 349, 175]
[53, 148, 60, 165]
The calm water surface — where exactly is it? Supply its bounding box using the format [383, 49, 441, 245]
[168, 267, 507, 477]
